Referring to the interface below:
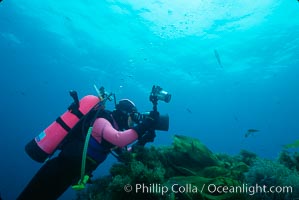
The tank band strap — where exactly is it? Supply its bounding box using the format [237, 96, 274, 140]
[69, 107, 84, 119]
[56, 117, 71, 132]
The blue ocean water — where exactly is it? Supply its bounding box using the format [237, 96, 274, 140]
[0, 0, 298, 199]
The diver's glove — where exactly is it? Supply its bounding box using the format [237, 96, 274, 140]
[137, 129, 156, 146]
[130, 130, 156, 152]
[132, 111, 158, 137]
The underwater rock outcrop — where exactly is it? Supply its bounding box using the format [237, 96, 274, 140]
[76, 135, 299, 200]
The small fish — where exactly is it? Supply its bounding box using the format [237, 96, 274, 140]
[214, 49, 223, 68]
[186, 108, 192, 114]
[233, 114, 239, 121]
[245, 129, 259, 138]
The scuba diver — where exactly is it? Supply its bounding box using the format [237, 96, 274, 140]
[17, 85, 170, 200]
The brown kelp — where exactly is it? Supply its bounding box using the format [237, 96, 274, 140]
[76, 135, 299, 200]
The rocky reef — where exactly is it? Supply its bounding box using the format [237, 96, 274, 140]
[76, 135, 299, 200]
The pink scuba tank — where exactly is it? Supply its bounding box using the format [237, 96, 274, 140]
[25, 95, 100, 163]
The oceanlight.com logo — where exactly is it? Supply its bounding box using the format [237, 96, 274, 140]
[123, 183, 294, 196]
[207, 183, 293, 196]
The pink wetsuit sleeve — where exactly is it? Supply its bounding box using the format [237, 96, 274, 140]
[92, 118, 138, 148]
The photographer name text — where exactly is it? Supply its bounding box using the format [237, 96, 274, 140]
[123, 183, 293, 196]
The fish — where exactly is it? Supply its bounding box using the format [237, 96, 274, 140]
[186, 108, 192, 114]
[233, 114, 239, 121]
[214, 49, 223, 68]
[244, 129, 260, 138]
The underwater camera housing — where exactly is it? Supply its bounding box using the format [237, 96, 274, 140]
[132, 85, 171, 131]
[150, 85, 171, 103]
[132, 111, 169, 131]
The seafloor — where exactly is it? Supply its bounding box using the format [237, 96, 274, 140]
[76, 135, 299, 200]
